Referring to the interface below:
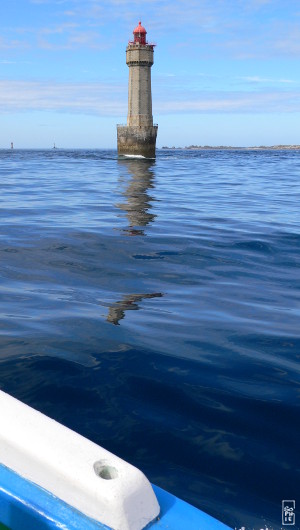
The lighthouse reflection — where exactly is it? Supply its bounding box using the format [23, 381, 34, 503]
[107, 159, 162, 325]
[116, 159, 156, 236]
[107, 292, 163, 326]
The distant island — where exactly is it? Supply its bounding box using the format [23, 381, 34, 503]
[161, 145, 300, 150]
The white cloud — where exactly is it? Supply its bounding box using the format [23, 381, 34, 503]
[0, 80, 126, 115]
[1, 80, 299, 116]
[274, 25, 300, 56]
[37, 27, 109, 50]
[0, 36, 31, 50]
[240, 76, 295, 84]
[156, 90, 300, 113]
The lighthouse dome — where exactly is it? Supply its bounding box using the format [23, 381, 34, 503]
[133, 21, 147, 34]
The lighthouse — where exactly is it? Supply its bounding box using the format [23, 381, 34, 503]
[117, 22, 158, 158]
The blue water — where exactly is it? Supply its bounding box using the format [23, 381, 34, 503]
[0, 149, 299, 529]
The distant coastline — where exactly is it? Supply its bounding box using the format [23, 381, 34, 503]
[161, 145, 300, 150]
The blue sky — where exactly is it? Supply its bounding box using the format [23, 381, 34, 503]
[1, 0, 300, 148]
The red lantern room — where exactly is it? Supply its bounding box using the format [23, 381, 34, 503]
[133, 21, 147, 45]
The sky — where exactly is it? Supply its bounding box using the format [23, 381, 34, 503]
[0, 0, 300, 148]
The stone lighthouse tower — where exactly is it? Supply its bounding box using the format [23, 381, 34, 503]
[117, 22, 158, 158]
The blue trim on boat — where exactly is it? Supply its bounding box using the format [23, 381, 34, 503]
[0, 463, 232, 530]
[0, 464, 109, 530]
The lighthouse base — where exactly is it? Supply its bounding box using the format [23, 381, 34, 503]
[117, 125, 158, 158]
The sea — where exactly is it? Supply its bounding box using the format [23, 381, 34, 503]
[0, 148, 299, 530]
